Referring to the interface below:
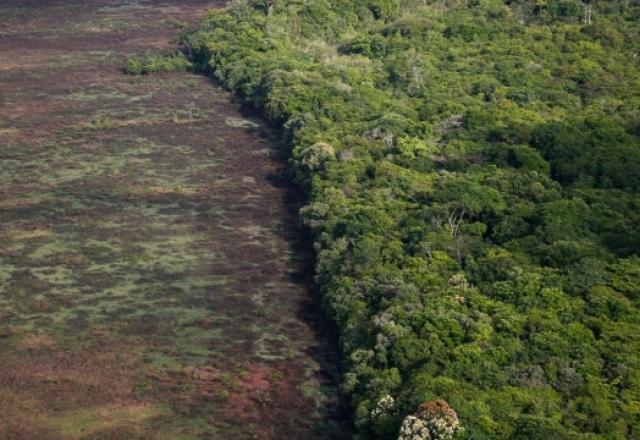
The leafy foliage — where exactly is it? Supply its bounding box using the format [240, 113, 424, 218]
[188, 0, 640, 438]
[124, 52, 192, 75]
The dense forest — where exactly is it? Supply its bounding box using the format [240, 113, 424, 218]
[188, 0, 640, 438]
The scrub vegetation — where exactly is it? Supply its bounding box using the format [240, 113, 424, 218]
[124, 52, 192, 75]
[188, 0, 640, 438]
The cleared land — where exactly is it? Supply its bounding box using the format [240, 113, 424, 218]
[0, 1, 348, 438]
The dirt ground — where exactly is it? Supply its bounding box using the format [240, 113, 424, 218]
[0, 1, 350, 438]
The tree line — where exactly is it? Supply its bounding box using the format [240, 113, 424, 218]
[189, 0, 640, 437]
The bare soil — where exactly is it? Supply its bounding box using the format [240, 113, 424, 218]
[0, 1, 349, 438]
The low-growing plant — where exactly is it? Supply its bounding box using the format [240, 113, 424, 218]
[124, 53, 192, 75]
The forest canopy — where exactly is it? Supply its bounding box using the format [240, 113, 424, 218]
[188, 0, 640, 438]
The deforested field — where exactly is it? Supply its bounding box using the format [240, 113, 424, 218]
[0, 1, 349, 438]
